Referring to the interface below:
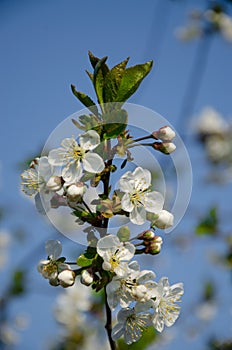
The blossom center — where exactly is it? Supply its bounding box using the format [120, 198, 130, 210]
[71, 146, 85, 160]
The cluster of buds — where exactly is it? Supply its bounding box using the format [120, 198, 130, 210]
[137, 230, 163, 255]
[151, 126, 176, 155]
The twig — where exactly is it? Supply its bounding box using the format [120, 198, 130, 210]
[104, 286, 117, 350]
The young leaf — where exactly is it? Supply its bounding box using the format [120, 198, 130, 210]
[102, 109, 128, 139]
[117, 226, 130, 242]
[195, 207, 218, 235]
[116, 60, 153, 102]
[104, 57, 130, 102]
[93, 56, 108, 106]
[76, 254, 94, 267]
[88, 51, 109, 76]
[71, 84, 99, 116]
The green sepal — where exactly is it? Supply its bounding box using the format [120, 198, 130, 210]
[71, 84, 99, 116]
[116, 60, 153, 102]
[104, 57, 130, 102]
[56, 257, 66, 263]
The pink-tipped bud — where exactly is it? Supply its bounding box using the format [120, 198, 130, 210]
[80, 269, 94, 286]
[66, 182, 87, 202]
[145, 236, 163, 255]
[152, 142, 176, 154]
[154, 126, 176, 141]
[153, 210, 174, 229]
[58, 269, 75, 288]
[137, 230, 155, 241]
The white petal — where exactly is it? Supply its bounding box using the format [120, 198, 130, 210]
[48, 148, 68, 166]
[130, 207, 146, 225]
[144, 191, 164, 213]
[153, 314, 164, 332]
[121, 193, 134, 212]
[137, 270, 156, 284]
[133, 167, 151, 190]
[61, 137, 78, 149]
[112, 323, 124, 341]
[97, 235, 120, 255]
[38, 157, 53, 181]
[62, 162, 82, 183]
[45, 240, 62, 259]
[117, 242, 135, 261]
[82, 153, 105, 173]
[119, 171, 134, 192]
[79, 130, 100, 150]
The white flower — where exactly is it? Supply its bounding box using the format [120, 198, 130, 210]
[48, 130, 105, 183]
[152, 277, 184, 332]
[54, 280, 92, 332]
[21, 156, 54, 196]
[153, 210, 174, 229]
[106, 262, 156, 310]
[119, 167, 164, 225]
[37, 240, 72, 286]
[195, 107, 228, 136]
[96, 235, 135, 277]
[220, 13, 232, 41]
[112, 302, 152, 345]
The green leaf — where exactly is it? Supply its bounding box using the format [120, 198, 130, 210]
[9, 270, 25, 296]
[76, 254, 94, 267]
[88, 51, 109, 76]
[102, 109, 128, 139]
[117, 226, 130, 242]
[86, 69, 93, 82]
[72, 114, 102, 133]
[71, 85, 99, 116]
[93, 56, 108, 106]
[195, 207, 218, 235]
[116, 60, 153, 102]
[117, 326, 156, 350]
[104, 57, 130, 102]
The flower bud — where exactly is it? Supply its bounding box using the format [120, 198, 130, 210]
[46, 176, 62, 191]
[137, 230, 155, 241]
[80, 269, 94, 286]
[145, 236, 163, 255]
[152, 142, 176, 154]
[66, 182, 87, 202]
[58, 269, 75, 288]
[153, 210, 174, 229]
[152, 126, 175, 141]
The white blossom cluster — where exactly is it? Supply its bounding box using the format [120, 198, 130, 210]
[195, 107, 232, 179]
[176, 7, 232, 42]
[21, 130, 105, 213]
[21, 121, 183, 346]
[97, 234, 183, 344]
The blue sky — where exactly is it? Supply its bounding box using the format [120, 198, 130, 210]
[1, 0, 232, 349]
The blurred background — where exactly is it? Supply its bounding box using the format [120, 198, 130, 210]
[1, 0, 232, 349]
